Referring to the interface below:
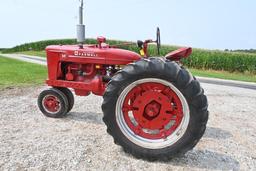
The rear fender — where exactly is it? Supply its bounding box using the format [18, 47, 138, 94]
[165, 47, 192, 61]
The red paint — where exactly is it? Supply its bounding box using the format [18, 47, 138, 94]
[46, 45, 141, 65]
[45, 44, 141, 96]
[143, 40, 152, 57]
[144, 101, 161, 118]
[45, 37, 192, 97]
[97, 36, 106, 47]
[122, 82, 184, 139]
[43, 95, 60, 113]
[46, 75, 105, 96]
[165, 47, 192, 61]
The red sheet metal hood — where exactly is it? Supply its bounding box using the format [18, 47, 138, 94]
[46, 45, 141, 65]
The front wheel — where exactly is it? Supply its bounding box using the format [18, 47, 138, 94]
[102, 58, 209, 161]
[54, 87, 74, 113]
[38, 88, 69, 118]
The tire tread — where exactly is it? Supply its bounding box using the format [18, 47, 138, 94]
[102, 58, 209, 161]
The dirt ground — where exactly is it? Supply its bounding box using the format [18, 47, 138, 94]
[0, 83, 255, 171]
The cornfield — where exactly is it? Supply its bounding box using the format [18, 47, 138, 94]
[2, 39, 256, 74]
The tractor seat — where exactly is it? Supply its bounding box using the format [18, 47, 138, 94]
[165, 47, 192, 61]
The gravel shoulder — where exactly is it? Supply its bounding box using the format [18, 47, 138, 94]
[0, 83, 256, 171]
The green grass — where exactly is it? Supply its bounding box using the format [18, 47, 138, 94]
[0, 56, 47, 89]
[16, 51, 46, 57]
[189, 68, 256, 83]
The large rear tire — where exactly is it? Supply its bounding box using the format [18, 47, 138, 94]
[102, 58, 208, 161]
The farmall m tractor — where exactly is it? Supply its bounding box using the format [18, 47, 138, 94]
[38, 0, 208, 161]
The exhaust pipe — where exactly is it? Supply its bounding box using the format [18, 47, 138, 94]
[77, 0, 85, 44]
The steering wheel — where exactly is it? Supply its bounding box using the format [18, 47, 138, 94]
[156, 27, 161, 55]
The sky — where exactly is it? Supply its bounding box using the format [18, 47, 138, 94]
[0, 0, 256, 50]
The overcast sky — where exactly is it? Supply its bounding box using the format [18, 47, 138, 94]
[0, 0, 255, 50]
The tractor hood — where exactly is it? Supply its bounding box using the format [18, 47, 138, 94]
[46, 45, 141, 65]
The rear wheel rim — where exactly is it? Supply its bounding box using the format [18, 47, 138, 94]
[116, 78, 190, 149]
[42, 95, 61, 114]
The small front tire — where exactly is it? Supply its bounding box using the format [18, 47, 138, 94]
[38, 88, 69, 118]
[54, 87, 74, 113]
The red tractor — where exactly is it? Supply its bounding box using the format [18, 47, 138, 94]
[38, 1, 208, 161]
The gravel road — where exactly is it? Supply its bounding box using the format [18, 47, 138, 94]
[0, 83, 256, 171]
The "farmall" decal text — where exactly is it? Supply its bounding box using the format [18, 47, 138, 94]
[74, 51, 98, 57]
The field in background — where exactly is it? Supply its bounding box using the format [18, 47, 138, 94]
[3, 38, 256, 74]
[2, 53, 255, 83]
[1, 39, 256, 85]
[0, 56, 46, 89]
[15, 51, 46, 57]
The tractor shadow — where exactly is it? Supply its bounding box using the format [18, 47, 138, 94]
[67, 112, 233, 140]
[66, 112, 239, 170]
[204, 126, 233, 140]
[66, 112, 103, 124]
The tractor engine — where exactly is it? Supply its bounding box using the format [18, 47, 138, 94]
[59, 63, 117, 96]
[45, 44, 140, 97]
[63, 63, 120, 83]
[63, 63, 103, 82]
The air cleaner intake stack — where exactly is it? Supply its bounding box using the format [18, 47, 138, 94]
[77, 0, 85, 44]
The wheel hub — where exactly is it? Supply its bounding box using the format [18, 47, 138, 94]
[144, 100, 161, 119]
[43, 95, 60, 113]
[122, 82, 184, 139]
